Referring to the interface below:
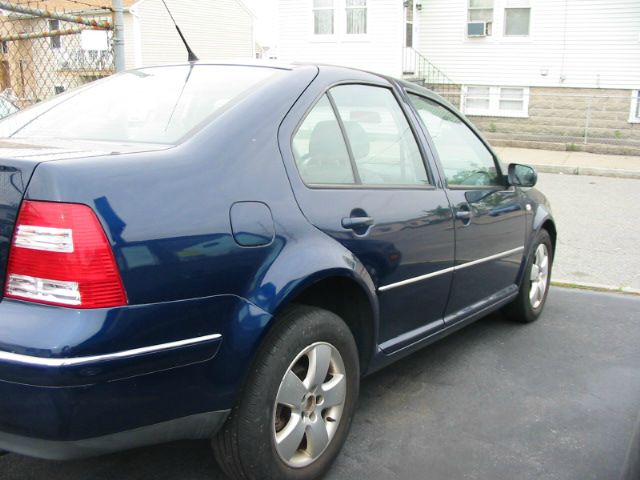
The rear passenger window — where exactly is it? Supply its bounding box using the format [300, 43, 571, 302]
[292, 95, 355, 185]
[330, 85, 429, 186]
[292, 85, 430, 187]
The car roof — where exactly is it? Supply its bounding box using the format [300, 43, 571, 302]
[127, 61, 451, 108]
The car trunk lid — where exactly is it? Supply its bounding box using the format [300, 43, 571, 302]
[0, 138, 167, 299]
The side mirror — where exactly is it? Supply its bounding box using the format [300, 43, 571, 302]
[508, 163, 538, 188]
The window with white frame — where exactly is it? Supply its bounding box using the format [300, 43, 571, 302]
[468, 0, 494, 36]
[504, 0, 531, 36]
[49, 19, 61, 49]
[313, 0, 335, 35]
[462, 86, 529, 117]
[346, 0, 367, 34]
[630, 90, 640, 123]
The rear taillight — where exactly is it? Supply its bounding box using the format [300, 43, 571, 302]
[4, 200, 127, 308]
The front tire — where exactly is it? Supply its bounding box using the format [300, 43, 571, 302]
[504, 229, 554, 323]
[213, 305, 360, 480]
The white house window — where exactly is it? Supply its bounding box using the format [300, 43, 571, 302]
[346, 0, 367, 34]
[313, 0, 335, 35]
[630, 90, 640, 123]
[405, 0, 414, 47]
[504, 0, 531, 36]
[49, 20, 61, 49]
[468, 0, 493, 36]
[465, 86, 491, 110]
[462, 86, 529, 117]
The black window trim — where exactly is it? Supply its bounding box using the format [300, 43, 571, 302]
[325, 90, 363, 184]
[290, 80, 437, 191]
[403, 88, 510, 191]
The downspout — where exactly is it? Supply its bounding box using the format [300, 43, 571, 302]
[129, 4, 143, 68]
[559, 0, 568, 84]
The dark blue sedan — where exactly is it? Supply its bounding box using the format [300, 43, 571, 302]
[0, 63, 555, 480]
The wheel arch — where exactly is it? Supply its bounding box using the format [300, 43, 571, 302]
[518, 205, 557, 287]
[271, 271, 379, 376]
[541, 218, 557, 253]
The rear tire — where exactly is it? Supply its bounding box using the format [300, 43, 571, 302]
[212, 305, 360, 480]
[504, 229, 553, 323]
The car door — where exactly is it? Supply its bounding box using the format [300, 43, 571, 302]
[407, 93, 526, 321]
[280, 81, 455, 347]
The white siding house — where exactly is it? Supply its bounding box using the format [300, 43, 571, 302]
[277, 0, 405, 77]
[276, 0, 640, 154]
[418, 0, 640, 90]
[125, 0, 255, 69]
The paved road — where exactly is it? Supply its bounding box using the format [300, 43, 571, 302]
[2, 288, 639, 480]
[536, 173, 640, 291]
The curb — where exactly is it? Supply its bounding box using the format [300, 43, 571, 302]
[531, 164, 640, 180]
[551, 279, 640, 296]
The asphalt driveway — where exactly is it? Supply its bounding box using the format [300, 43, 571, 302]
[2, 287, 639, 480]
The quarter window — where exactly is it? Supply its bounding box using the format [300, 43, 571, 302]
[409, 94, 501, 187]
[313, 0, 335, 35]
[346, 0, 367, 34]
[293, 94, 355, 185]
[505, 0, 531, 36]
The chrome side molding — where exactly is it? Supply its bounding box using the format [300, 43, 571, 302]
[0, 333, 222, 367]
[379, 246, 525, 292]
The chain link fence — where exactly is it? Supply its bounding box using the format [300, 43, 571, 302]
[0, 1, 114, 113]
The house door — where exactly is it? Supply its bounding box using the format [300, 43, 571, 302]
[403, 0, 418, 75]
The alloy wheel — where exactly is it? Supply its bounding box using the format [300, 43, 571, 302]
[273, 342, 346, 468]
[529, 243, 550, 309]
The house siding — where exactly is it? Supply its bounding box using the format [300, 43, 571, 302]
[417, 0, 640, 90]
[278, 0, 404, 77]
[131, 0, 253, 67]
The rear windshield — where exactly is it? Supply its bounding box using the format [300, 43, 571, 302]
[0, 65, 283, 145]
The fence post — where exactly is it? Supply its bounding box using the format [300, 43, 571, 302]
[584, 96, 592, 145]
[112, 0, 125, 72]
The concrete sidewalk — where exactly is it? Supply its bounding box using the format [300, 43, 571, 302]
[494, 146, 640, 179]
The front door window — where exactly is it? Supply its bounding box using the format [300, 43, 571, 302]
[408, 94, 501, 187]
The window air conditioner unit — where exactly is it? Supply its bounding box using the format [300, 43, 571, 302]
[467, 21, 488, 37]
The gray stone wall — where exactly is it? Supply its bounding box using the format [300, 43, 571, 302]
[468, 87, 640, 155]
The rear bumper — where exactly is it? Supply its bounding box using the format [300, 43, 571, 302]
[0, 295, 273, 459]
[0, 331, 222, 387]
[0, 410, 230, 460]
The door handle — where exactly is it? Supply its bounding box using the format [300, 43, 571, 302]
[342, 216, 374, 229]
[455, 204, 472, 225]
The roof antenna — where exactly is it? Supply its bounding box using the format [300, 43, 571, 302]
[160, 0, 199, 62]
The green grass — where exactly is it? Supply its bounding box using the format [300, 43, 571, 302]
[551, 280, 640, 296]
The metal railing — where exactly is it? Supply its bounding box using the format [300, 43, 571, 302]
[402, 47, 460, 104]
